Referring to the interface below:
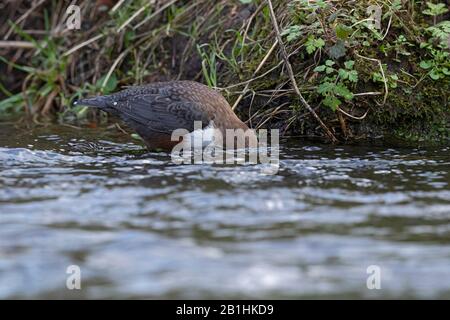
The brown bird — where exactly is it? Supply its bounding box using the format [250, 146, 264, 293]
[75, 81, 254, 151]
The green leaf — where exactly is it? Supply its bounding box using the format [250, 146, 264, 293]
[423, 2, 448, 16]
[325, 60, 335, 67]
[420, 60, 433, 69]
[335, 24, 353, 40]
[306, 41, 316, 54]
[323, 96, 341, 111]
[305, 36, 325, 54]
[282, 25, 302, 42]
[390, 74, 399, 81]
[315, 38, 325, 48]
[391, 0, 403, 11]
[329, 40, 346, 60]
[372, 72, 383, 82]
[317, 82, 334, 94]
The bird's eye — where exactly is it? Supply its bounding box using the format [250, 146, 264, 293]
[113, 102, 118, 106]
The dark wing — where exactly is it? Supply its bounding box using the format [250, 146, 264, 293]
[112, 93, 212, 134]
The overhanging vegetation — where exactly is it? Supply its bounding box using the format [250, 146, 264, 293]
[1, 0, 449, 142]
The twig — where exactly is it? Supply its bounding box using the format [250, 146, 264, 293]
[114, 123, 129, 135]
[265, 0, 338, 143]
[353, 91, 382, 97]
[221, 60, 283, 90]
[337, 112, 348, 138]
[382, 15, 393, 40]
[256, 105, 284, 129]
[61, 123, 83, 130]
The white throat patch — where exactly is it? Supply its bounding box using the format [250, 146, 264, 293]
[184, 121, 220, 148]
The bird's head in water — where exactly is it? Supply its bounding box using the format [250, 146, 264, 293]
[73, 81, 252, 151]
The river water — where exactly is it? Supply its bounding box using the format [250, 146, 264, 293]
[0, 121, 449, 299]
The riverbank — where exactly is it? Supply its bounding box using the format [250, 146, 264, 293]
[1, 0, 449, 143]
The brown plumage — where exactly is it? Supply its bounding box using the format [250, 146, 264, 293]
[75, 81, 252, 151]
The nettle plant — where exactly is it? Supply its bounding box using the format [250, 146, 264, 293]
[313, 60, 358, 111]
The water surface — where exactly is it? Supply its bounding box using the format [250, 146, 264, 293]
[0, 121, 449, 299]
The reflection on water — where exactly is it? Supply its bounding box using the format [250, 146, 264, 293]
[0, 121, 449, 299]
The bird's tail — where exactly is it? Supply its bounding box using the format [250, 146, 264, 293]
[73, 95, 110, 109]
